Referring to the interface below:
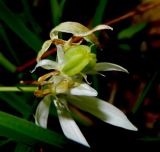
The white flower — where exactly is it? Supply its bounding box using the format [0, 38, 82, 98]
[33, 44, 137, 147]
[32, 22, 137, 147]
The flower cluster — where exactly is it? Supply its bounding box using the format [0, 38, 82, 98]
[32, 22, 137, 147]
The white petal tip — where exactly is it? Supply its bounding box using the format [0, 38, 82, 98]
[70, 83, 98, 96]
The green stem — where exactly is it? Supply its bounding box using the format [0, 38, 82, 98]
[0, 86, 37, 92]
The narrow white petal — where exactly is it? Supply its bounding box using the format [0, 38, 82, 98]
[37, 40, 52, 62]
[35, 95, 51, 128]
[94, 62, 128, 73]
[67, 95, 138, 131]
[56, 45, 64, 64]
[74, 24, 113, 37]
[70, 83, 98, 96]
[54, 99, 90, 147]
[31, 59, 58, 72]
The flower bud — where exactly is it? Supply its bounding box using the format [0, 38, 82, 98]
[62, 45, 96, 76]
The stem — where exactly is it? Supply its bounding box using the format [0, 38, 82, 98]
[0, 86, 37, 92]
[105, 2, 160, 25]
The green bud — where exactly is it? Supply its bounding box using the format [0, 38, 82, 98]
[82, 53, 97, 72]
[62, 45, 96, 76]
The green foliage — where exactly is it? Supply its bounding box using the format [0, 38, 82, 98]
[0, 111, 66, 147]
[0, 1, 42, 52]
[118, 23, 147, 39]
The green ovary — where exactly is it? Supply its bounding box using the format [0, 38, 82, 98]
[62, 45, 97, 76]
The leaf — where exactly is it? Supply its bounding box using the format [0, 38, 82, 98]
[67, 95, 138, 131]
[54, 99, 90, 147]
[0, 25, 20, 64]
[92, 0, 108, 27]
[35, 95, 52, 128]
[69, 83, 98, 96]
[50, 0, 66, 26]
[118, 23, 147, 39]
[0, 1, 42, 52]
[132, 72, 158, 114]
[0, 92, 32, 118]
[0, 52, 16, 73]
[0, 111, 66, 147]
[14, 143, 32, 152]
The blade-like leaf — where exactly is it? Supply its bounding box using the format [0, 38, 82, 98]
[54, 99, 90, 147]
[92, 0, 108, 27]
[67, 95, 138, 131]
[0, 1, 42, 52]
[35, 95, 52, 128]
[14, 143, 32, 152]
[118, 23, 147, 39]
[50, 0, 66, 26]
[0, 111, 66, 147]
[70, 83, 98, 96]
[0, 52, 16, 73]
[0, 25, 20, 64]
[0, 92, 32, 118]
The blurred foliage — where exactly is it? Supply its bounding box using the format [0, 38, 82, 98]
[0, 0, 159, 151]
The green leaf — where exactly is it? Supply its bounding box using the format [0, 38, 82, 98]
[92, 0, 108, 27]
[14, 143, 32, 152]
[0, 52, 16, 73]
[67, 95, 138, 131]
[0, 92, 32, 118]
[0, 25, 20, 64]
[118, 23, 147, 39]
[21, 0, 42, 34]
[132, 72, 158, 114]
[0, 111, 66, 147]
[118, 44, 131, 51]
[50, 0, 66, 26]
[0, 1, 42, 52]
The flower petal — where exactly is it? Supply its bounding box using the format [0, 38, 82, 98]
[67, 95, 138, 131]
[50, 21, 100, 45]
[37, 40, 52, 62]
[70, 83, 98, 96]
[94, 62, 128, 73]
[31, 59, 58, 72]
[35, 95, 52, 128]
[56, 45, 64, 64]
[74, 24, 113, 37]
[54, 99, 90, 147]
